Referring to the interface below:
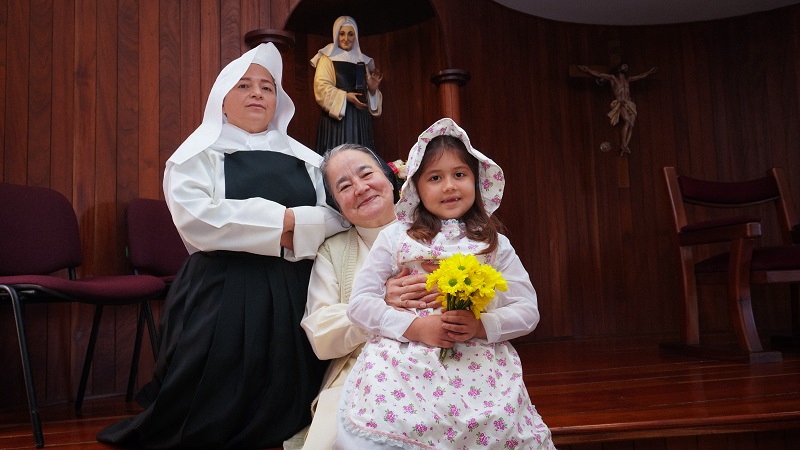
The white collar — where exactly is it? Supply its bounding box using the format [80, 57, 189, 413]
[356, 219, 395, 248]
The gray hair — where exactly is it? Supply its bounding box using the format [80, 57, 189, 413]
[320, 143, 392, 207]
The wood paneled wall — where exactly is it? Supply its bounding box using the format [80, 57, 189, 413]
[1, 0, 799, 408]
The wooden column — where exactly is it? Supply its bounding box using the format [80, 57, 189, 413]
[243, 29, 295, 51]
[431, 69, 470, 122]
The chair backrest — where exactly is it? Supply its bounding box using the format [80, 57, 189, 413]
[126, 198, 188, 278]
[769, 168, 800, 245]
[679, 173, 779, 207]
[0, 183, 83, 276]
[663, 167, 798, 245]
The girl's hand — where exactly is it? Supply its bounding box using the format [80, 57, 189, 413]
[441, 310, 486, 341]
[385, 268, 440, 311]
[420, 260, 439, 273]
[403, 315, 453, 348]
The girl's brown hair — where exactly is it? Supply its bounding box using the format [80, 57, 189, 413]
[406, 135, 504, 254]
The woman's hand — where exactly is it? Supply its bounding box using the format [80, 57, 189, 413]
[441, 310, 486, 341]
[385, 268, 440, 311]
[281, 209, 295, 250]
[346, 92, 367, 109]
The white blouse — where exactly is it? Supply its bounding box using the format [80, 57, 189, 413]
[347, 222, 540, 343]
[164, 125, 347, 260]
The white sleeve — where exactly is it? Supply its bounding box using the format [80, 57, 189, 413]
[301, 249, 368, 360]
[286, 162, 348, 259]
[164, 149, 344, 259]
[347, 226, 416, 341]
[368, 89, 382, 116]
[479, 235, 540, 343]
[313, 56, 347, 120]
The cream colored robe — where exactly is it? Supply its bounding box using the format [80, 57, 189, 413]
[293, 224, 387, 449]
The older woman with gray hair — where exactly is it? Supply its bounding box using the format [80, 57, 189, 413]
[286, 144, 437, 449]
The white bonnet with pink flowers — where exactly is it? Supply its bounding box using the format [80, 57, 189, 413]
[394, 118, 505, 224]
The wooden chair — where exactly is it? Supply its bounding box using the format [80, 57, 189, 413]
[661, 167, 800, 363]
[124, 198, 188, 401]
[0, 183, 165, 448]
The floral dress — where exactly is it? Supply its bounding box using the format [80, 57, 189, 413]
[339, 220, 556, 449]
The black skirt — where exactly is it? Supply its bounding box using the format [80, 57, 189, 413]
[98, 150, 328, 448]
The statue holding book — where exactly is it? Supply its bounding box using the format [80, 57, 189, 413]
[310, 16, 384, 155]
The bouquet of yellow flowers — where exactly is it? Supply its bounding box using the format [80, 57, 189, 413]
[425, 253, 508, 361]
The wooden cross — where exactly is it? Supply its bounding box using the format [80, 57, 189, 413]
[568, 39, 658, 83]
[568, 38, 658, 186]
[569, 37, 623, 79]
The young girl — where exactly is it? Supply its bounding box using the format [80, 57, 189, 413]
[336, 118, 555, 449]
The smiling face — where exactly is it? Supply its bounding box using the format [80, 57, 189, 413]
[222, 64, 277, 133]
[338, 25, 356, 51]
[415, 147, 476, 221]
[326, 148, 396, 228]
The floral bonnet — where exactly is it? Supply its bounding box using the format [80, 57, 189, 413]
[394, 118, 505, 223]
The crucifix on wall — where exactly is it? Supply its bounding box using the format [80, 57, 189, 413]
[578, 64, 657, 156]
[570, 38, 657, 157]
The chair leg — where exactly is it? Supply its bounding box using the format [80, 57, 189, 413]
[726, 239, 783, 363]
[3, 286, 45, 448]
[127, 303, 146, 402]
[75, 304, 104, 411]
[728, 239, 765, 354]
[791, 283, 800, 337]
[127, 301, 159, 402]
[679, 247, 700, 345]
[143, 300, 159, 359]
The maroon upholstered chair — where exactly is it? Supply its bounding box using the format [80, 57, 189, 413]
[124, 198, 188, 400]
[0, 183, 165, 448]
[661, 167, 800, 363]
[126, 198, 187, 283]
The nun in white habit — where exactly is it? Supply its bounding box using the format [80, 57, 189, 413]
[97, 42, 347, 449]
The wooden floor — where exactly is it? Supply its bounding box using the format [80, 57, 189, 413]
[1, 335, 799, 449]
